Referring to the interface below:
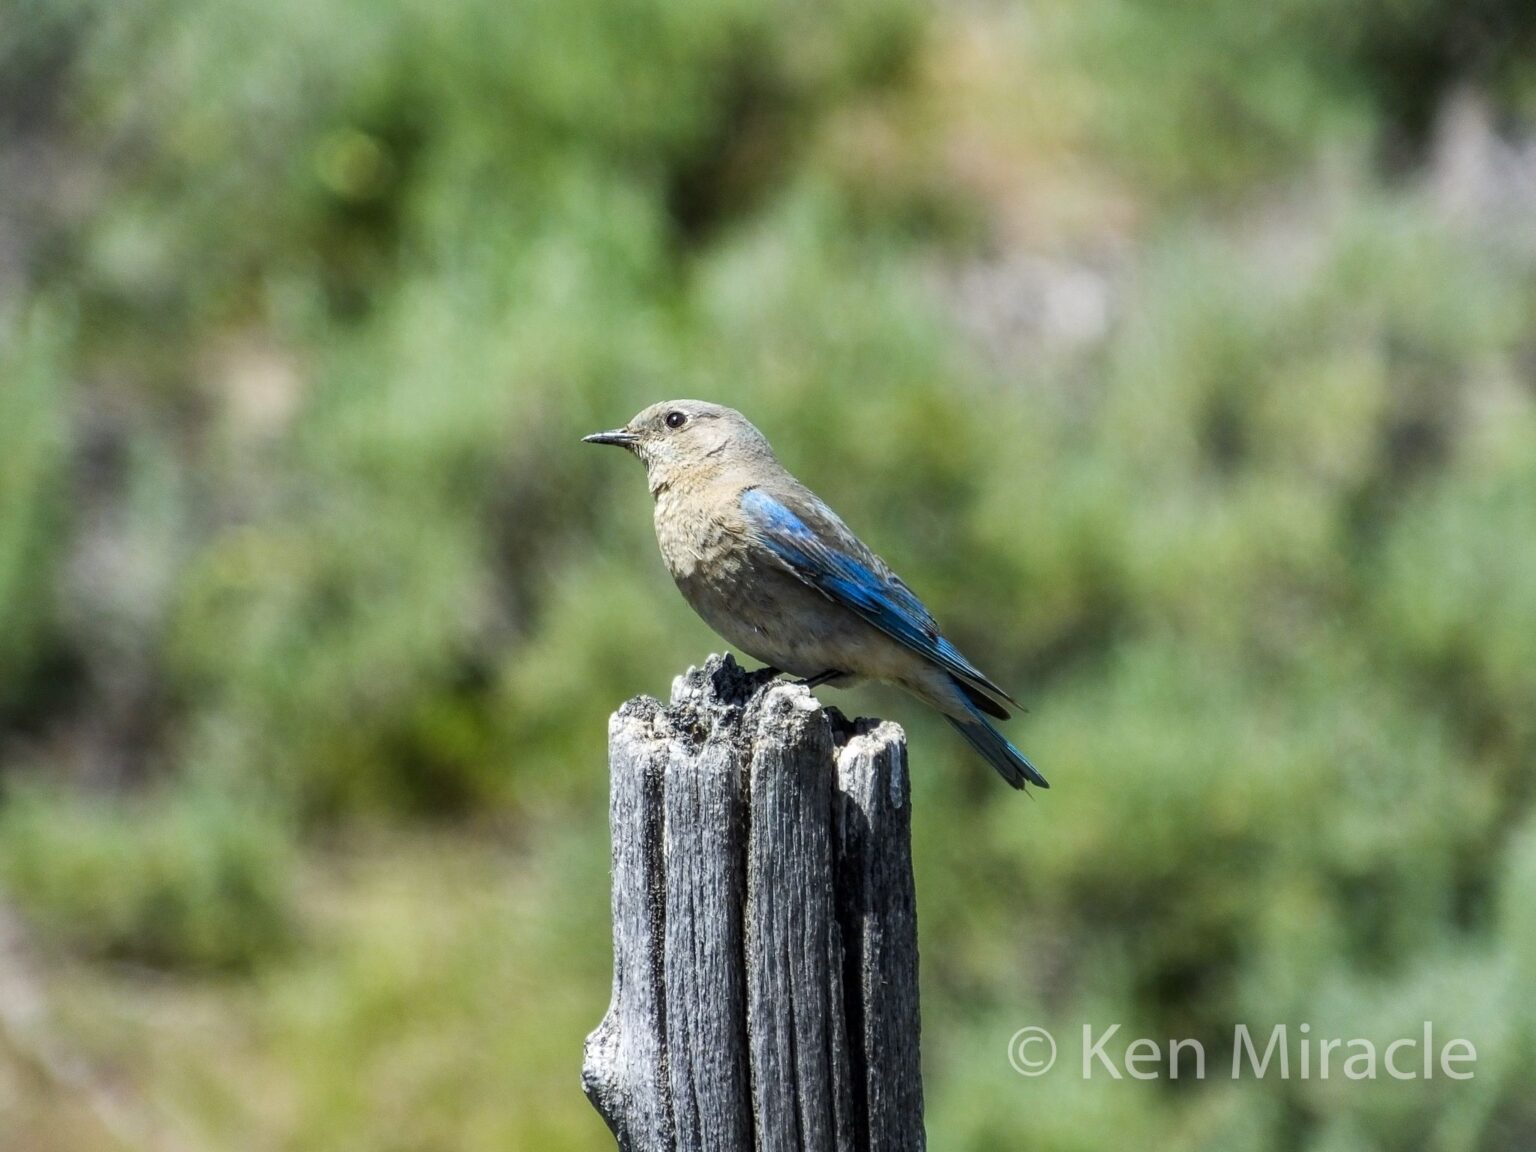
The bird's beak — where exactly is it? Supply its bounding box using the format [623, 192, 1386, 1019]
[582, 428, 639, 449]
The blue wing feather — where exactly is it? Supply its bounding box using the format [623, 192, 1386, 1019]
[740, 487, 1015, 713]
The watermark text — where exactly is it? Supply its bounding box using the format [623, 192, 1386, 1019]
[1006, 1023, 1476, 1081]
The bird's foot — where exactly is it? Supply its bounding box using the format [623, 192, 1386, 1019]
[797, 669, 847, 690]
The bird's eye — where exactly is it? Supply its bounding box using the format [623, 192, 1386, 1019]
[665, 411, 687, 429]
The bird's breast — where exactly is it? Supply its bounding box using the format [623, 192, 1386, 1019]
[651, 487, 911, 679]
[652, 490, 736, 582]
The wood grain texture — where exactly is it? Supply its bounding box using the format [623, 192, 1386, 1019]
[583, 654, 924, 1151]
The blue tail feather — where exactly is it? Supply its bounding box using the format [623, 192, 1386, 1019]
[946, 699, 1048, 790]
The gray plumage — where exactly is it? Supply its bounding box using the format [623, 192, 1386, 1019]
[584, 400, 1046, 790]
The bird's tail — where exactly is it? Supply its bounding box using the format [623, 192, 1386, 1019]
[945, 699, 1049, 790]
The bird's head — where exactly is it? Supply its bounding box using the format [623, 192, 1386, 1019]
[583, 400, 773, 493]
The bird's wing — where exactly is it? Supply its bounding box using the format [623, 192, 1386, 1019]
[739, 486, 1016, 717]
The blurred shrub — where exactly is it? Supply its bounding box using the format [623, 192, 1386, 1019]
[1048, 0, 1536, 193]
[0, 781, 294, 969]
[54, 0, 923, 343]
[1376, 425, 1536, 765]
[0, 310, 71, 719]
[236, 836, 615, 1151]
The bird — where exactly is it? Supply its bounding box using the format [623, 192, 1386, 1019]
[583, 400, 1046, 790]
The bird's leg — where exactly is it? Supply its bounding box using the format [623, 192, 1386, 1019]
[797, 669, 846, 690]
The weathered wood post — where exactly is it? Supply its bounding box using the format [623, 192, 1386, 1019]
[583, 653, 924, 1151]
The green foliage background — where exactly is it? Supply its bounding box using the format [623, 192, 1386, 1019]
[3, 0, 1536, 1148]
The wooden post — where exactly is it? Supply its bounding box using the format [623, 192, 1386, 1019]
[583, 654, 924, 1152]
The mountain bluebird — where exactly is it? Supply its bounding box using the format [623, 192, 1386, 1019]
[584, 400, 1046, 790]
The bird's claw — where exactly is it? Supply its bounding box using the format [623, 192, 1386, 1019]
[797, 670, 845, 690]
